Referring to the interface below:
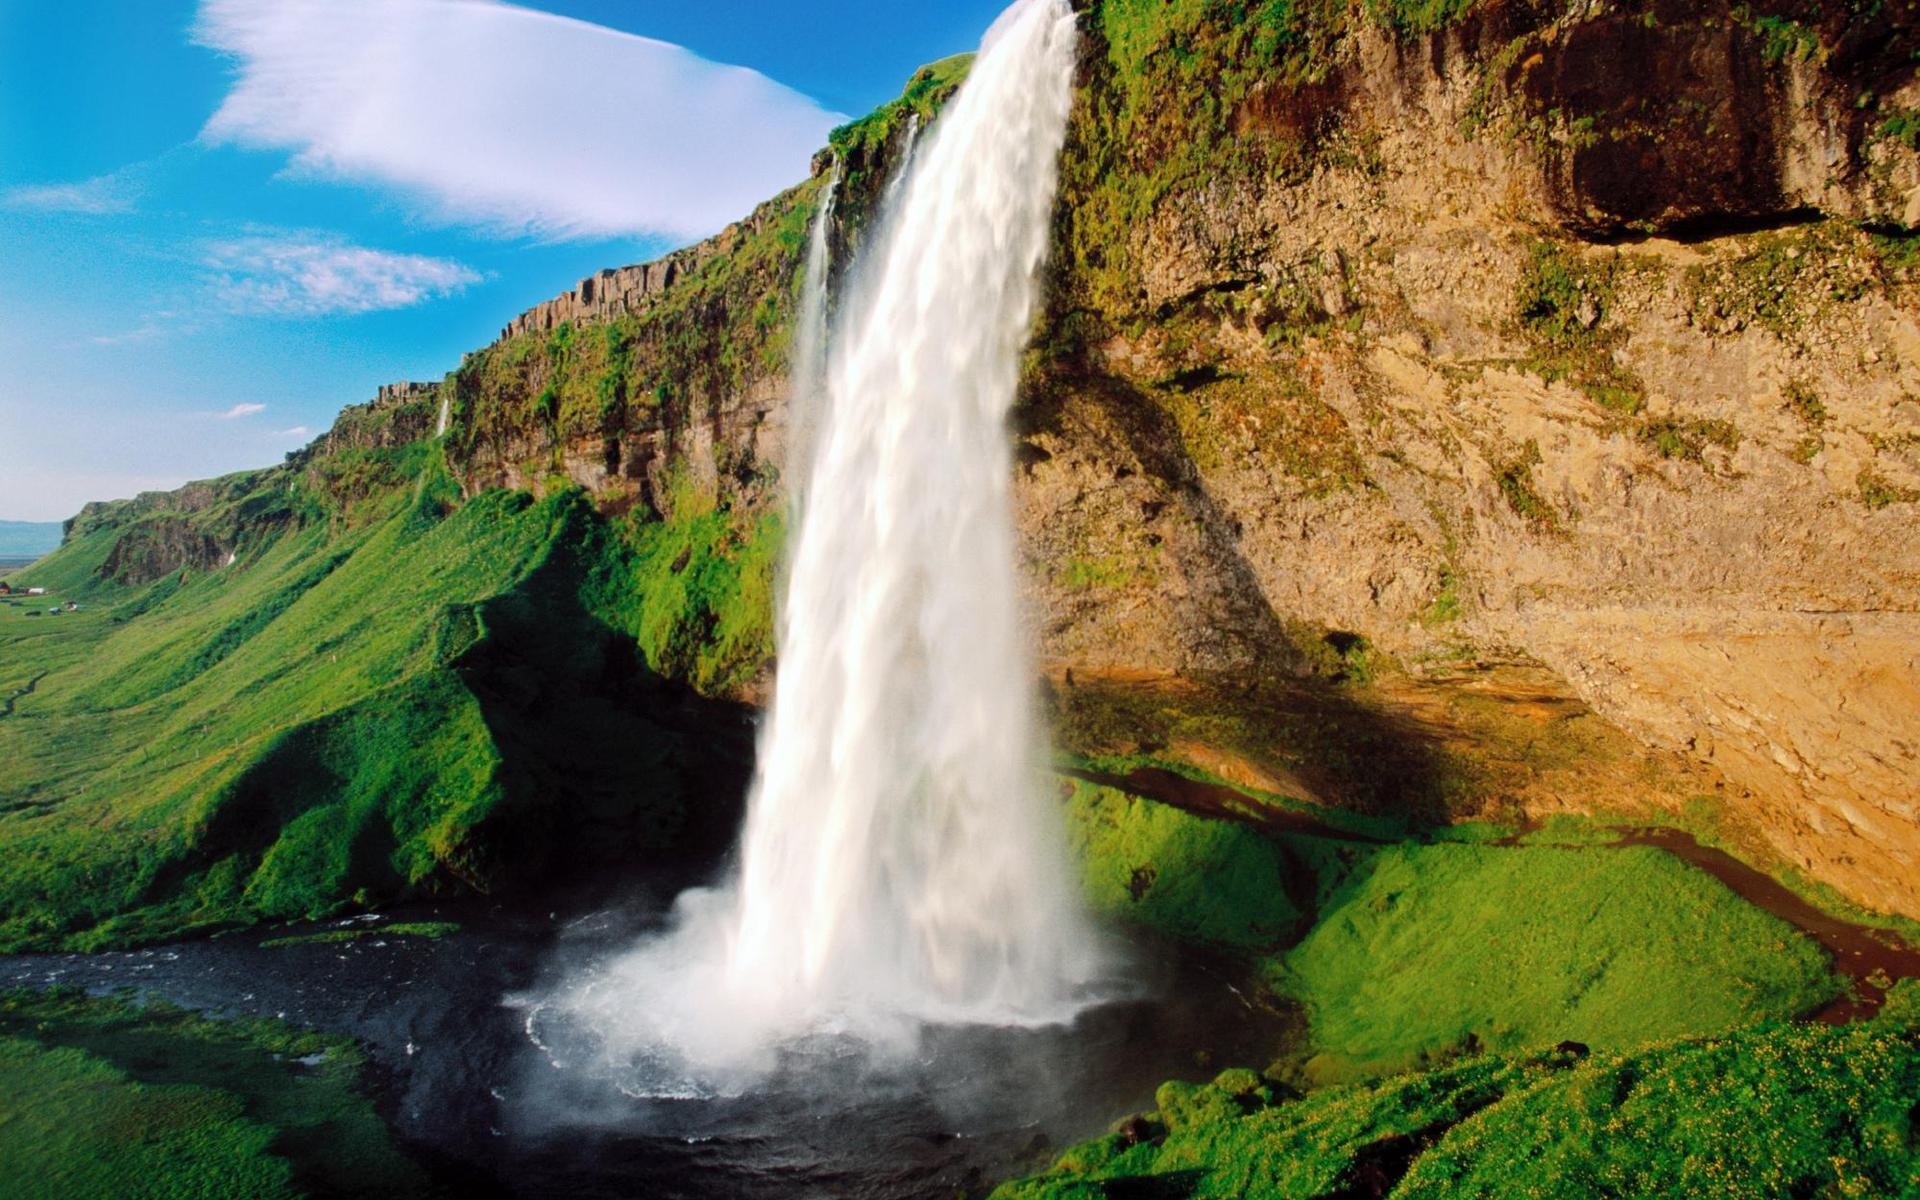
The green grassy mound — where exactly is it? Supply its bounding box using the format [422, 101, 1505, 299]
[1065, 781, 1841, 1083]
[0, 454, 758, 952]
[993, 1016, 1920, 1200]
[0, 988, 429, 1200]
[1278, 840, 1839, 1081]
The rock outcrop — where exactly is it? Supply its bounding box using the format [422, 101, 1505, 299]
[1010, 0, 1920, 916]
[59, 1, 1919, 920]
[427, 0, 1920, 916]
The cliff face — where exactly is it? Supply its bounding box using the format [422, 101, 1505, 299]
[1015, 0, 1920, 917]
[404, 0, 1920, 916]
[32, 0, 1918, 928]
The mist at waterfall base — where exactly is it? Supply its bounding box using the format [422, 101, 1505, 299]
[528, 0, 1140, 1112]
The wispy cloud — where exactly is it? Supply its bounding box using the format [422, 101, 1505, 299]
[279, 425, 311, 437]
[89, 323, 171, 347]
[204, 233, 480, 315]
[4, 173, 139, 215]
[192, 0, 841, 241]
[222, 403, 268, 419]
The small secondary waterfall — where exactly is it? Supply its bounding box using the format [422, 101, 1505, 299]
[785, 161, 840, 503]
[435, 394, 450, 438]
[883, 114, 922, 209]
[556, 0, 1103, 1081]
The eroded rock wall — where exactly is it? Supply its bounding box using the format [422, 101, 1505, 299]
[396, 0, 1919, 914]
[1016, 0, 1920, 915]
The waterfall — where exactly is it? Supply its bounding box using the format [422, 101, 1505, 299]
[784, 161, 840, 504]
[435, 394, 450, 438]
[883, 113, 922, 209]
[556, 0, 1104, 1081]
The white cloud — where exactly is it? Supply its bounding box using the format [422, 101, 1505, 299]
[204, 233, 481, 315]
[89, 323, 170, 347]
[192, 0, 843, 241]
[279, 426, 311, 437]
[222, 403, 268, 419]
[4, 173, 138, 215]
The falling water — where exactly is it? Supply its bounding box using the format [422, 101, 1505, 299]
[435, 394, 450, 438]
[784, 162, 840, 502]
[883, 114, 922, 209]
[554, 0, 1104, 1082]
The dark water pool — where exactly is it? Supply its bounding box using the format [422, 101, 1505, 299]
[0, 874, 1290, 1199]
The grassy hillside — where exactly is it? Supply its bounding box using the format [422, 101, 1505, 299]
[993, 1010, 1920, 1199]
[1066, 780, 1840, 1084]
[1005, 784, 1908, 1198]
[0, 988, 430, 1200]
[0, 439, 762, 951]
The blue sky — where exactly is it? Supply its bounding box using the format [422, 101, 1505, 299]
[0, 0, 1007, 522]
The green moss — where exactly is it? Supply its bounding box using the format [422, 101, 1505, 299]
[0, 464, 743, 950]
[587, 468, 781, 696]
[1421, 565, 1463, 626]
[995, 1053, 1554, 1200]
[1058, 552, 1157, 591]
[1496, 441, 1558, 531]
[1397, 1023, 1920, 1199]
[257, 920, 460, 949]
[1066, 780, 1302, 950]
[1273, 842, 1840, 1081]
[1156, 366, 1368, 494]
[1512, 239, 1647, 416]
[1734, 5, 1823, 61]
[0, 988, 429, 1199]
[1643, 416, 1741, 462]
[1685, 222, 1880, 337]
[1881, 108, 1920, 151]
[0, 1036, 295, 1200]
[1858, 466, 1920, 510]
[997, 1022, 1920, 1200]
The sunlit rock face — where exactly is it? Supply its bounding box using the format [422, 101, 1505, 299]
[421, 0, 1920, 919]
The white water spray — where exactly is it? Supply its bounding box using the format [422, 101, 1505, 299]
[435, 394, 450, 438]
[555, 0, 1104, 1081]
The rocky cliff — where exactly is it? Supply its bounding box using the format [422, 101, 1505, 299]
[33, 0, 1920, 927]
[395, 0, 1920, 917]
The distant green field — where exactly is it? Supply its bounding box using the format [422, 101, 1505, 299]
[0, 988, 429, 1200]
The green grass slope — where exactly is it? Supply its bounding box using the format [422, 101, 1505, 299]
[1067, 781, 1840, 1084]
[0, 988, 429, 1200]
[994, 1014, 1920, 1200]
[1016, 782, 1878, 1197]
[0, 449, 757, 951]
